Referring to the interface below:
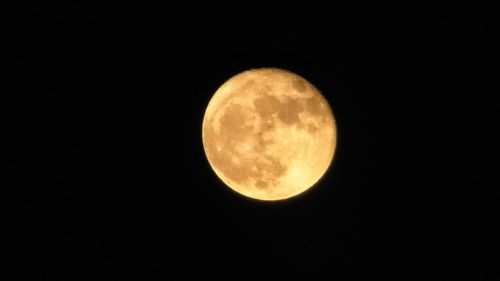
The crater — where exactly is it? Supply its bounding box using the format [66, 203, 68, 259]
[255, 180, 268, 189]
[219, 104, 254, 141]
[254, 94, 281, 119]
[278, 97, 303, 125]
[307, 124, 318, 133]
[292, 78, 307, 92]
[304, 97, 327, 117]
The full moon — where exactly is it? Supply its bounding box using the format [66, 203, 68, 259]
[202, 68, 337, 201]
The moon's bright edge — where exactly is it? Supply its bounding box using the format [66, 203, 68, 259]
[202, 68, 337, 201]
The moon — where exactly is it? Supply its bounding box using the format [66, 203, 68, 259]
[202, 68, 337, 201]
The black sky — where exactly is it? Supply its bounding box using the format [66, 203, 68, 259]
[3, 4, 497, 280]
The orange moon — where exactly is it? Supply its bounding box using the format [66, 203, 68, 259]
[202, 68, 337, 201]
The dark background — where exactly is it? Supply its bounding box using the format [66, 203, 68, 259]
[3, 3, 496, 280]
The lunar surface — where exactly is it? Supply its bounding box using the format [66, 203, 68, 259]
[202, 68, 337, 200]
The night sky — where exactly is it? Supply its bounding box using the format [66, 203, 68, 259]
[3, 4, 496, 280]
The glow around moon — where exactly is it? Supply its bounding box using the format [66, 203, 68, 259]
[202, 68, 337, 201]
